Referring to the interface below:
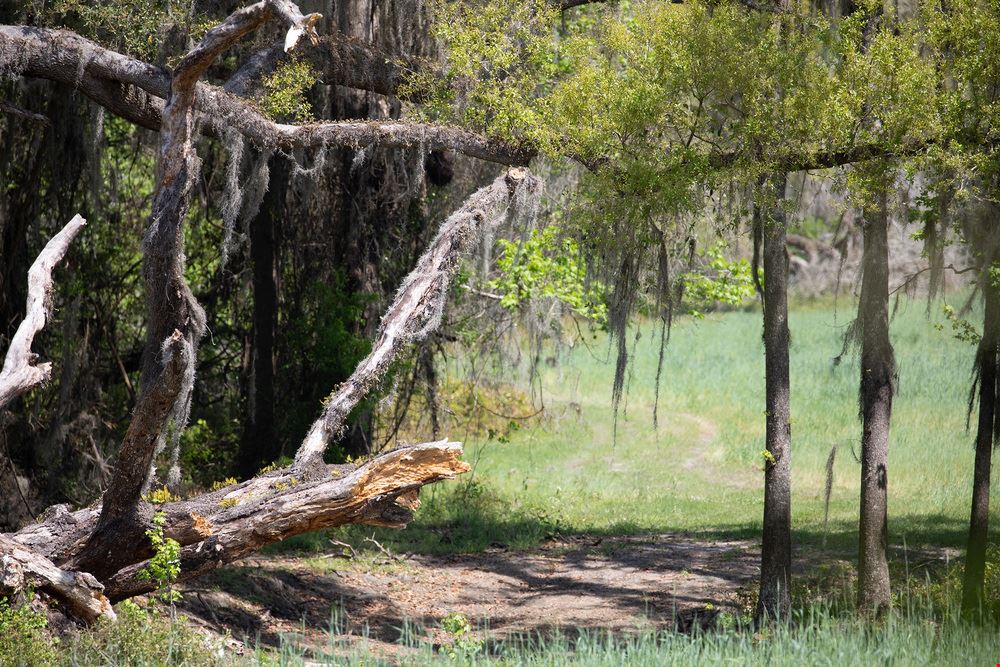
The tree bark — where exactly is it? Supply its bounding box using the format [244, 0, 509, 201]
[756, 173, 792, 622]
[857, 191, 894, 614]
[961, 275, 1000, 619]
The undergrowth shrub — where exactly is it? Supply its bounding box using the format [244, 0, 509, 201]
[67, 601, 225, 666]
[0, 593, 57, 667]
[904, 544, 1000, 621]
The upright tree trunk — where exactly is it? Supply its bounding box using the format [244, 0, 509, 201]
[857, 192, 894, 614]
[237, 154, 287, 478]
[757, 173, 792, 622]
[961, 273, 1000, 619]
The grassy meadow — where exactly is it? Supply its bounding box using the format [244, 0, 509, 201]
[353, 293, 995, 558]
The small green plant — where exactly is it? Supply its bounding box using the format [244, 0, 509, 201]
[138, 512, 182, 605]
[0, 591, 56, 666]
[440, 612, 484, 659]
[218, 496, 241, 509]
[760, 448, 777, 469]
[258, 57, 318, 123]
[210, 477, 238, 492]
[144, 485, 179, 504]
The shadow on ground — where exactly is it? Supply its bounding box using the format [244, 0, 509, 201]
[180, 533, 759, 653]
[178, 512, 977, 657]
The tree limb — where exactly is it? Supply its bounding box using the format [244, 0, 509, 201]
[294, 167, 539, 469]
[0, 215, 86, 411]
[0, 26, 531, 166]
[0, 536, 114, 624]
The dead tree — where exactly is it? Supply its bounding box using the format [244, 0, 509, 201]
[0, 0, 538, 623]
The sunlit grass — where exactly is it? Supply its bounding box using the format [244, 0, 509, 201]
[362, 292, 996, 555]
[269, 596, 1000, 666]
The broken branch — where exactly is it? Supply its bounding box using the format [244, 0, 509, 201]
[294, 167, 538, 469]
[0, 536, 114, 624]
[0, 215, 86, 411]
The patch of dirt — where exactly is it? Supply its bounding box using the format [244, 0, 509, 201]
[178, 534, 760, 657]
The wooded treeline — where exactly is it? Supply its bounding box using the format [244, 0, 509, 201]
[0, 0, 483, 527]
[0, 0, 998, 632]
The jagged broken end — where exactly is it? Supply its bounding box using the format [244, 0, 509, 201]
[351, 440, 470, 528]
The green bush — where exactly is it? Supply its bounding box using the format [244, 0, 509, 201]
[0, 593, 57, 667]
[258, 58, 318, 123]
[67, 601, 225, 666]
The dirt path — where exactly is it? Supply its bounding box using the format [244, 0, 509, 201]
[179, 534, 759, 656]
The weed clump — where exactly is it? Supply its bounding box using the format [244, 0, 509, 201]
[0, 593, 56, 667]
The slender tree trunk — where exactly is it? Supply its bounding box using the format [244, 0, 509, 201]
[757, 173, 792, 622]
[857, 192, 894, 614]
[961, 276, 1000, 618]
[237, 154, 287, 478]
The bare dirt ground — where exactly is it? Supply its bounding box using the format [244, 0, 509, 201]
[178, 534, 760, 657]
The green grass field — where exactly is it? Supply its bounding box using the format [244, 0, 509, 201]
[354, 294, 996, 558]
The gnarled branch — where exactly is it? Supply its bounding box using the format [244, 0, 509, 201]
[295, 167, 539, 469]
[0, 215, 86, 411]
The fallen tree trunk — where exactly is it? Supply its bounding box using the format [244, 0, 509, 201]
[103, 441, 468, 600]
[0, 536, 114, 624]
[3, 440, 466, 616]
[11, 440, 467, 565]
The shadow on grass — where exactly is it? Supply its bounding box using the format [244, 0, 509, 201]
[264, 477, 978, 561]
